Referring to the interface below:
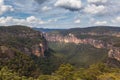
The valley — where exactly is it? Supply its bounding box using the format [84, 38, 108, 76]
[0, 25, 120, 80]
[42, 26, 120, 67]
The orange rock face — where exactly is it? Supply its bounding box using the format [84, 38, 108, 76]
[32, 43, 48, 57]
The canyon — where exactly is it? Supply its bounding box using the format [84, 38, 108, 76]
[45, 33, 120, 62]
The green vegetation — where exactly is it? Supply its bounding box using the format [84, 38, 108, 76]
[31, 50, 62, 75]
[0, 26, 61, 78]
[0, 25, 45, 49]
[0, 47, 40, 77]
[48, 42, 108, 67]
[58, 26, 120, 35]
[0, 63, 120, 80]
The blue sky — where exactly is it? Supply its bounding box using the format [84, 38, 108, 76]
[0, 0, 120, 29]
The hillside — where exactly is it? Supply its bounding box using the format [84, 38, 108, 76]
[0, 25, 61, 77]
[33, 28, 64, 32]
[58, 26, 120, 35]
[49, 42, 108, 67]
[0, 46, 40, 77]
[0, 25, 48, 57]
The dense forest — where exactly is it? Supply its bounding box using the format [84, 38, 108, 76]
[1, 63, 120, 80]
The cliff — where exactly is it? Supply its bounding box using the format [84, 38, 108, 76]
[0, 25, 48, 57]
[45, 33, 106, 48]
[45, 32, 120, 63]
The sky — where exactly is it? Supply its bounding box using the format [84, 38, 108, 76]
[0, 0, 120, 29]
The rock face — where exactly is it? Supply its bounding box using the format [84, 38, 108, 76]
[45, 33, 105, 49]
[108, 47, 120, 61]
[32, 42, 48, 57]
[45, 33, 120, 62]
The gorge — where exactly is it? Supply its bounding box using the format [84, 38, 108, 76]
[43, 27, 120, 65]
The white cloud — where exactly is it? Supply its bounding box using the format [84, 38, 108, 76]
[112, 16, 120, 23]
[95, 21, 107, 25]
[41, 6, 52, 11]
[48, 19, 58, 22]
[84, 4, 106, 14]
[0, 0, 4, 5]
[54, 0, 82, 11]
[0, 16, 46, 27]
[115, 17, 120, 22]
[88, 0, 107, 4]
[0, 0, 14, 15]
[74, 19, 81, 23]
[26, 16, 45, 24]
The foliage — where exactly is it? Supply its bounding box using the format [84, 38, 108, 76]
[0, 67, 34, 80]
[0, 63, 120, 80]
[97, 73, 120, 80]
[54, 64, 75, 80]
[0, 67, 21, 80]
[49, 42, 108, 67]
[31, 50, 62, 75]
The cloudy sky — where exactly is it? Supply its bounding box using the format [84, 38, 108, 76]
[0, 0, 120, 28]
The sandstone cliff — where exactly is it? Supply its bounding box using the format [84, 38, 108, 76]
[45, 33, 106, 48]
[45, 33, 120, 62]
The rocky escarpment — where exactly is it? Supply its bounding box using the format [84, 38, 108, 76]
[45, 33, 120, 62]
[0, 25, 48, 57]
[45, 33, 106, 48]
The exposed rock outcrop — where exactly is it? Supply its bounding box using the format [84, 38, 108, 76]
[108, 47, 120, 61]
[32, 42, 48, 57]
